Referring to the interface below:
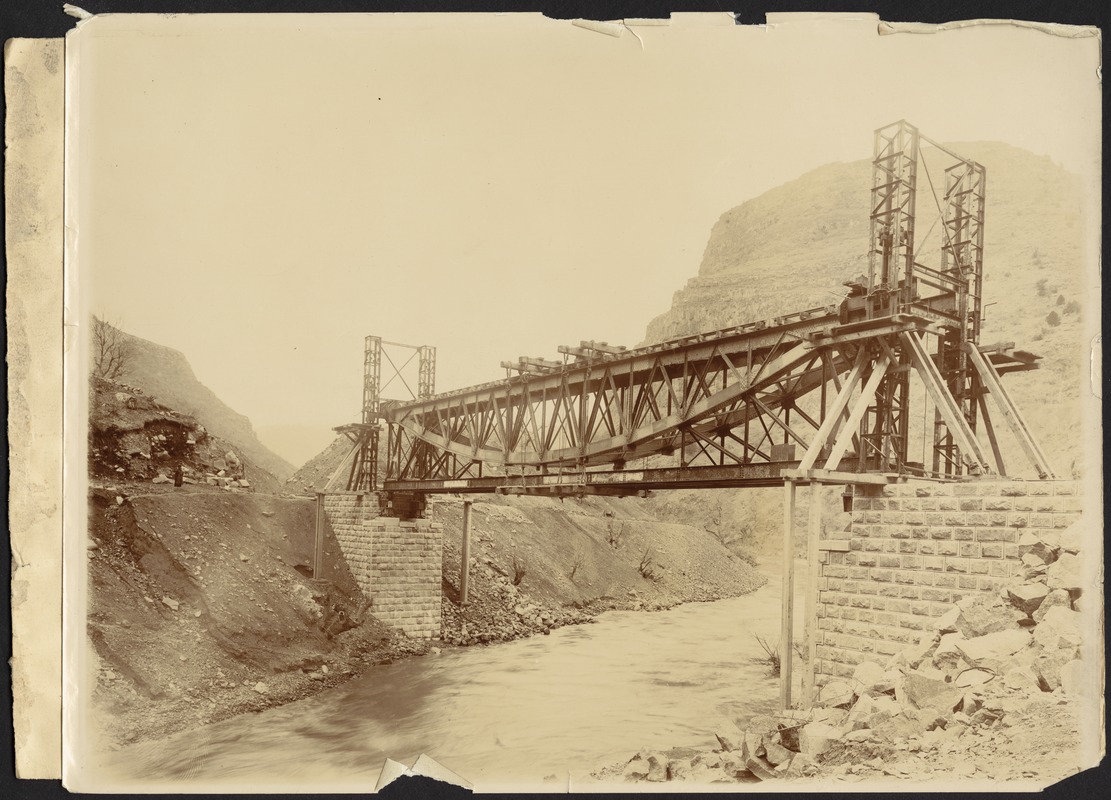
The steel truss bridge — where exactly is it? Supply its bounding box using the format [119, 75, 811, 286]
[332, 121, 1054, 507]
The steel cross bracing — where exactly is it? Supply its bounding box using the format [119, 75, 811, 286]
[334, 337, 436, 493]
[340, 121, 1055, 496]
[373, 313, 1051, 495]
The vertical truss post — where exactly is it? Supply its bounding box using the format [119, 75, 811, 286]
[418, 345, 436, 399]
[862, 347, 904, 474]
[929, 143, 986, 477]
[349, 335, 382, 491]
[869, 120, 919, 314]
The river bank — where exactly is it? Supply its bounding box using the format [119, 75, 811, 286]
[88, 488, 766, 749]
[95, 569, 802, 791]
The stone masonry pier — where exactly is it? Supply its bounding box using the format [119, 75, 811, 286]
[321, 491, 442, 639]
[816, 479, 1082, 680]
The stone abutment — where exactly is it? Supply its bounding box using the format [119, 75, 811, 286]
[320, 491, 442, 640]
[816, 478, 1082, 680]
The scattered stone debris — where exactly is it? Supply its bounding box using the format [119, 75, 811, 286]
[603, 518, 1090, 785]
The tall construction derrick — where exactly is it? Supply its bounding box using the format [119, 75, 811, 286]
[336, 338, 437, 492]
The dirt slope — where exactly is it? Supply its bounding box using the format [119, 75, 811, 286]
[434, 494, 767, 646]
[87, 488, 419, 746]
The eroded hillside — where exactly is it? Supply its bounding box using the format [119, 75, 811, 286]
[114, 328, 296, 483]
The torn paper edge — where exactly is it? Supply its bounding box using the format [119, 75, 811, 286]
[878, 18, 1100, 38]
[63, 4, 95, 24]
[5, 37, 66, 779]
[61, 17, 95, 790]
[375, 754, 474, 792]
[36, 9, 1107, 791]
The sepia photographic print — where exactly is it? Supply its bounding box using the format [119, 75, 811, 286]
[31, 10, 1105, 793]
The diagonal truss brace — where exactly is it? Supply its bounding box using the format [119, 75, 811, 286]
[966, 343, 1055, 479]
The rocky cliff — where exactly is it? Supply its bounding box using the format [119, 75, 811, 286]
[645, 142, 1089, 477]
[116, 329, 296, 484]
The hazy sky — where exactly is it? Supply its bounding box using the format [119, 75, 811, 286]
[72, 13, 1101, 463]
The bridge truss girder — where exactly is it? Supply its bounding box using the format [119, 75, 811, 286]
[368, 313, 1052, 495]
[338, 120, 1053, 496]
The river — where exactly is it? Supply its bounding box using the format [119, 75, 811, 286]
[97, 563, 806, 792]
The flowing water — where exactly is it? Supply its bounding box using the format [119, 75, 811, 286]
[99, 564, 806, 792]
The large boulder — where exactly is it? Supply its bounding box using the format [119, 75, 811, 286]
[763, 740, 794, 766]
[1003, 666, 1039, 692]
[1031, 606, 1082, 652]
[797, 721, 842, 756]
[1017, 530, 1059, 564]
[851, 661, 886, 694]
[846, 692, 875, 729]
[784, 752, 816, 778]
[955, 629, 1031, 668]
[1059, 660, 1087, 696]
[1033, 647, 1076, 691]
[953, 594, 1017, 637]
[1046, 553, 1082, 595]
[1007, 583, 1050, 616]
[817, 679, 855, 707]
[1057, 520, 1082, 555]
[900, 672, 963, 713]
[644, 754, 668, 782]
[1032, 589, 1072, 623]
[714, 722, 742, 752]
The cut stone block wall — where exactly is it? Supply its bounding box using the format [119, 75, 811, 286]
[322, 492, 442, 640]
[816, 479, 1082, 680]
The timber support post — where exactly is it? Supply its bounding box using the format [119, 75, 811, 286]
[313, 492, 326, 579]
[781, 478, 797, 710]
[802, 482, 824, 707]
[460, 499, 473, 605]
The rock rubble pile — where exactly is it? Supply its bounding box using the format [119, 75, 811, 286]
[441, 560, 595, 646]
[612, 518, 1090, 784]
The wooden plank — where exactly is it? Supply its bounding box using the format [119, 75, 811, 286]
[797, 348, 868, 471]
[460, 500, 473, 605]
[823, 352, 891, 469]
[802, 483, 823, 707]
[967, 344, 1054, 478]
[781, 479, 797, 710]
[902, 332, 990, 470]
[313, 493, 326, 579]
[977, 393, 1007, 477]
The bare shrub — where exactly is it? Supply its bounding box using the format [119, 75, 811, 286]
[754, 635, 808, 677]
[606, 520, 624, 549]
[637, 547, 660, 581]
[569, 551, 585, 582]
[754, 634, 782, 675]
[92, 315, 133, 380]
